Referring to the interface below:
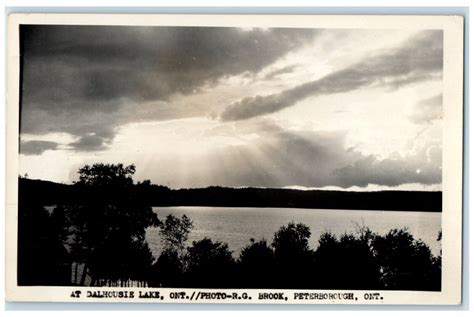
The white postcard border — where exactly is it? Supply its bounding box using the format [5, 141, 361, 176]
[5, 13, 465, 305]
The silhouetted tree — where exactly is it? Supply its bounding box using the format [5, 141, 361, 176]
[313, 228, 381, 289]
[148, 249, 183, 287]
[272, 222, 311, 257]
[159, 214, 193, 258]
[148, 214, 193, 287]
[312, 231, 340, 288]
[76, 163, 136, 188]
[237, 239, 275, 288]
[372, 228, 440, 290]
[185, 238, 236, 287]
[66, 163, 160, 285]
[17, 203, 71, 285]
[430, 230, 442, 291]
[271, 222, 314, 288]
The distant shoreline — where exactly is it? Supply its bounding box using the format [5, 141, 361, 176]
[152, 205, 441, 213]
[19, 177, 442, 212]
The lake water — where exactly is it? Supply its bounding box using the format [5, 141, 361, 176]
[146, 207, 442, 259]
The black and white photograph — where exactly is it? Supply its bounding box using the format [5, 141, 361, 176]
[5, 14, 464, 304]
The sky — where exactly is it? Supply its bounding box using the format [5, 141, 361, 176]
[19, 25, 443, 191]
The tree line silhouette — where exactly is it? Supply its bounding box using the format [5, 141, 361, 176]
[18, 163, 441, 290]
[19, 178, 441, 212]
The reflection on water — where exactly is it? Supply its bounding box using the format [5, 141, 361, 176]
[146, 207, 441, 258]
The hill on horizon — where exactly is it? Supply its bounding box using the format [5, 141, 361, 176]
[18, 177, 442, 212]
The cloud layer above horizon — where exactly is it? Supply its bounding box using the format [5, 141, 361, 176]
[19, 26, 443, 190]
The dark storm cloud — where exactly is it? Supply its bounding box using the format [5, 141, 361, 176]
[269, 132, 441, 188]
[221, 30, 443, 121]
[333, 150, 441, 188]
[21, 25, 316, 113]
[20, 25, 317, 150]
[20, 140, 59, 155]
[68, 134, 111, 152]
